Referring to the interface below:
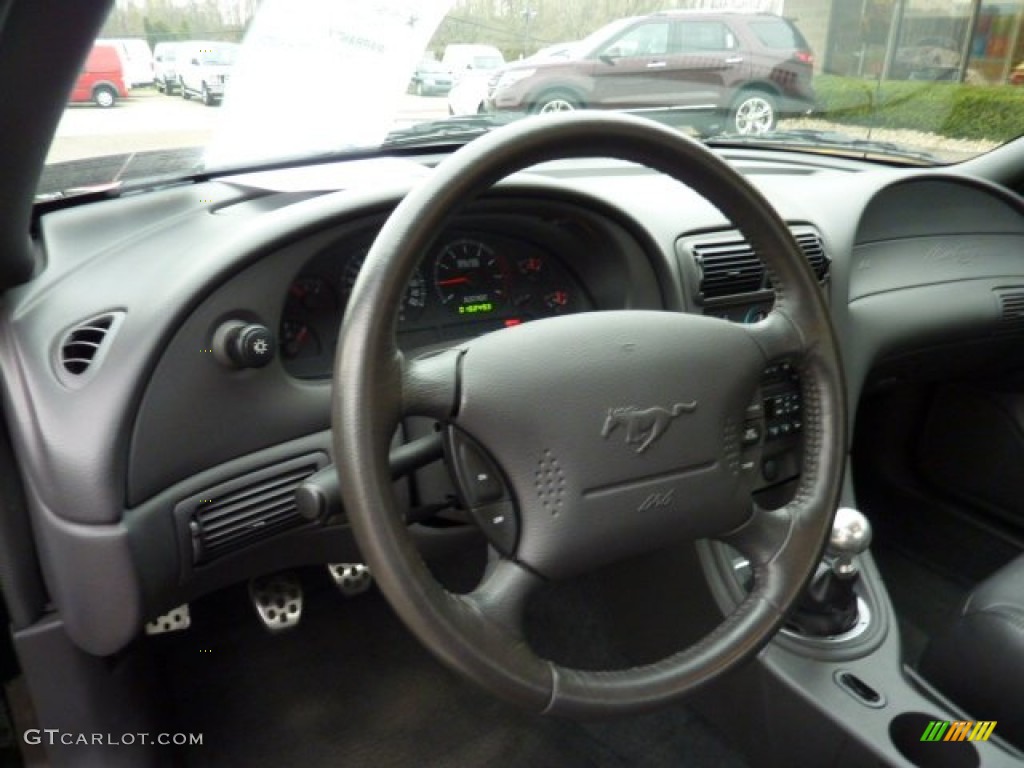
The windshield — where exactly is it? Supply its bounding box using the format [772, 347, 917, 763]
[41, 0, 1024, 200]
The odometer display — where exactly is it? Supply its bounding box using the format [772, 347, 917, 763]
[433, 239, 507, 311]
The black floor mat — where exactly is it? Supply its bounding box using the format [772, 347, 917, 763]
[150, 572, 748, 768]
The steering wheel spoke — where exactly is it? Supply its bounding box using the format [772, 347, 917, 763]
[401, 347, 461, 420]
[743, 307, 806, 364]
[462, 557, 543, 637]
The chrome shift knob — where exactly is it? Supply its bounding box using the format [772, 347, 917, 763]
[827, 507, 872, 578]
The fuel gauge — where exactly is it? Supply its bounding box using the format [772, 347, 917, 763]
[280, 319, 322, 360]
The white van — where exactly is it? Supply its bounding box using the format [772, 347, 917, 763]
[176, 41, 238, 106]
[153, 42, 181, 95]
[440, 44, 505, 74]
[97, 38, 154, 87]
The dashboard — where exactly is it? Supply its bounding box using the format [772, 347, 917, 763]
[9, 150, 1024, 661]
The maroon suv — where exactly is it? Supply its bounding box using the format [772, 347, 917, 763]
[487, 11, 815, 135]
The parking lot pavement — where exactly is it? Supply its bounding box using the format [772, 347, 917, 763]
[47, 88, 450, 164]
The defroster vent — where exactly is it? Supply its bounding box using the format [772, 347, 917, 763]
[182, 453, 329, 564]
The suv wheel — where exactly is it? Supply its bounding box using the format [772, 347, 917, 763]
[535, 90, 579, 114]
[181, 79, 190, 100]
[201, 83, 215, 106]
[731, 91, 777, 135]
[92, 85, 116, 108]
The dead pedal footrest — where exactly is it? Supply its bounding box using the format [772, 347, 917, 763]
[145, 604, 191, 635]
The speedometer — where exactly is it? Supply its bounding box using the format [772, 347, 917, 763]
[433, 239, 507, 315]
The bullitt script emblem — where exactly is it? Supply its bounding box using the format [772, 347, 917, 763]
[601, 402, 697, 453]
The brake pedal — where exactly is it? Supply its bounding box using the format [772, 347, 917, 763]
[249, 572, 303, 632]
[145, 604, 191, 635]
[327, 563, 372, 596]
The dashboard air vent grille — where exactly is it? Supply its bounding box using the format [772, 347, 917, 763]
[794, 232, 829, 281]
[996, 288, 1024, 331]
[188, 455, 326, 563]
[55, 311, 125, 387]
[59, 312, 121, 377]
[694, 240, 764, 298]
[689, 228, 829, 301]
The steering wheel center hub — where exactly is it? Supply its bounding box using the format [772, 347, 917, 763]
[453, 310, 767, 578]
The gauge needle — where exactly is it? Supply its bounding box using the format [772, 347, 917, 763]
[438, 277, 470, 286]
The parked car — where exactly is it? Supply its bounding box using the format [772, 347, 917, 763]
[487, 10, 815, 134]
[447, 42, 578, 116]
[97, 37, 154, 87]
[153, 41, 181, 94]
[440, 43, 505, 75]
[68, 41, 129, 108]
[177, 40, 238, 105]
[892, 36, 961, 80]
[409, 58, 453, 96]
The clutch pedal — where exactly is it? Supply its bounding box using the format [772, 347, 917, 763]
[327, 563, 372, 596]
[249, 572, 303, 632]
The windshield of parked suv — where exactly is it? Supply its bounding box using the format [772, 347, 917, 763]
[40, 0, 1024, 201]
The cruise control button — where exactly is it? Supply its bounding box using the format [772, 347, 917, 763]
[469, 500, 519, 556]
[741, 422, 762, 446]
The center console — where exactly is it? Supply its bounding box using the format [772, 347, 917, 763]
[696, 499, 1023, 768]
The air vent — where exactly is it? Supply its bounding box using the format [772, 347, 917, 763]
[184, 454, 327, 564]
[687, 228, 829, 301]
[996, 287, 1024, 331]
[693, 239, 764, 298]
[55, 311, 124, 386]
[794, 231, 829, 281]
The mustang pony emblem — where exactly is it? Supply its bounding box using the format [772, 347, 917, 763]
[601, 402, 698, 453]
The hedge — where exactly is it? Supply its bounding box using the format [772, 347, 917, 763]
[812, 74, 1024, 143]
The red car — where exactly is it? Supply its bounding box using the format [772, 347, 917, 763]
[69, 42, 129, 108]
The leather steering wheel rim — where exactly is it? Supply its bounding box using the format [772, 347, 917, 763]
[333, 112, 846, 718]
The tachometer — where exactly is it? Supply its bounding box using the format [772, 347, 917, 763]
[433, 239, 507, 315]
[341, 250, 427, 323]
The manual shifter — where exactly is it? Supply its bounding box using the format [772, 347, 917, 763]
[787, 507, 873, 637]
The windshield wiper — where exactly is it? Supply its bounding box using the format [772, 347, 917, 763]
[382, 113, 519, 148]
[704, 129, 941, 166]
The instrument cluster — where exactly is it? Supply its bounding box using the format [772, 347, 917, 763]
[280, 230, 593, 378]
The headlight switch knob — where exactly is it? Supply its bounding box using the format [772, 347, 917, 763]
[213, 320, 275, 369]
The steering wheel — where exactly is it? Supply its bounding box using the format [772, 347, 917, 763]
[333, 112, 846, 718]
